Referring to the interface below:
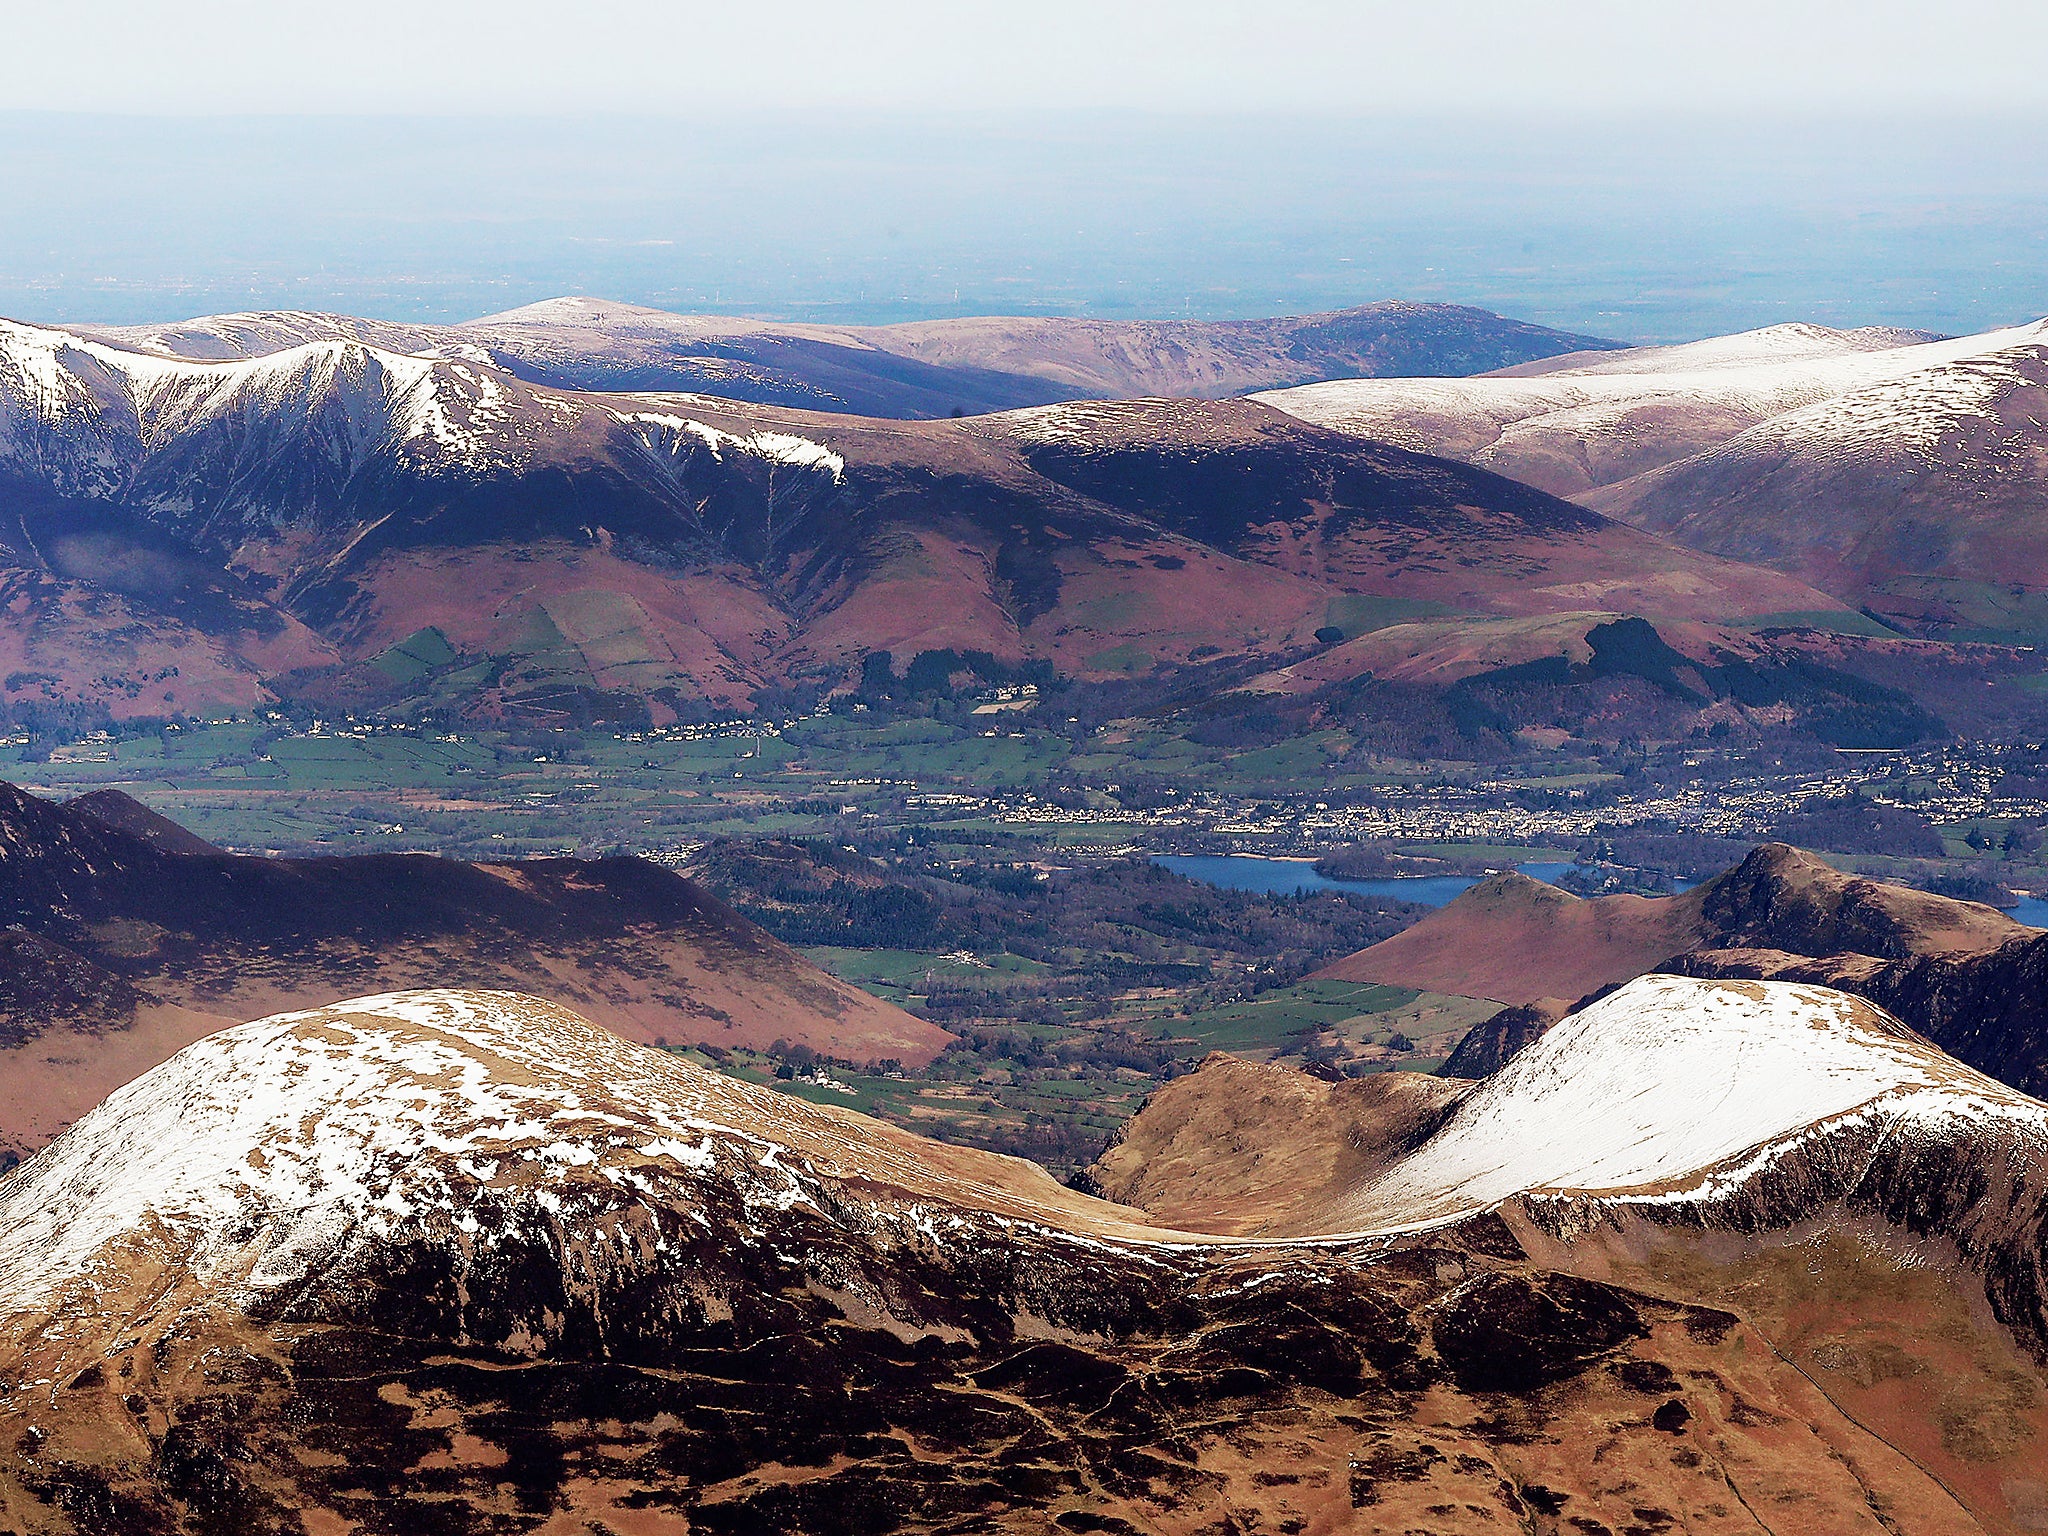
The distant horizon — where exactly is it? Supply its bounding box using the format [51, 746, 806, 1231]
[6, 108, 2044, 343]
[36, 289, 2047, 356]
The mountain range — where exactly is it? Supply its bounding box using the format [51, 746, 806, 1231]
[1261, 318, 2048, 639]
[0, 311, 1839, 724]
[2, 975, 2044, 1531]
[74, 297, 1621, 418]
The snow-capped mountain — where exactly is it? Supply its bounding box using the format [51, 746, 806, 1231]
[1258, 318, 2048, 633]
[0, 313, 1840, 723]
[0, 990, 1128, 1334]
[0, 316, 847, 521]
[1335, 974, 2045, 1232]
[0, 976, 2041, 1530]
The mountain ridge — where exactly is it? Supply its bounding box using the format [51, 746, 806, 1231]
[0, 317, 1841, 722]
[0, 780, 946, 1160]
[2, 977, 2045, 1531]
[75, 295, 1623, 416]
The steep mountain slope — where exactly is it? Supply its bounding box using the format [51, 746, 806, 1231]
[1321, 841, 2032, 1011]
[78, 295, 1619, 414]
[2, 978, 2044, 1532]
[0, 318, 1841, 721]
[0, 781, 945, 1159]
[1259, 318, 2048, 634]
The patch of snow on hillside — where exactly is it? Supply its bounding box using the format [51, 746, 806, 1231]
[611, 411, 843, 480]
[741, 430, 844, 481]
[992, 398, 1224, 446]
[999, 402, 1125, 442]
[0, 321, 94, 417]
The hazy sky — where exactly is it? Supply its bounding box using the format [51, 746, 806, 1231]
[4, 3, 2044, 337]
[8, 0, 2047, 116]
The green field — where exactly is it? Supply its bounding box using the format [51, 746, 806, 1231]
[801, 947, 1048, 1005]
[1173, 978, 1423, 1052]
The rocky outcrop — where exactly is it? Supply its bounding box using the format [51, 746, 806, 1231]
[1440, 1000, 1563, 1078]
[1694, 841, 2027, 959]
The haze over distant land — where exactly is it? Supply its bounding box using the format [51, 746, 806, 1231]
[4, 111, 2045, 341]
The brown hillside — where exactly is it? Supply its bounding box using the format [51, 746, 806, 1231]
[1320, 842, 2030, 1006]
[1086, 1053, 1469, 1238]
[9, 982, 2046, 1533]
[0, 783, 945, 1159]
[1318, 870, 1711, 1006]
[0, 316, 1848, 723]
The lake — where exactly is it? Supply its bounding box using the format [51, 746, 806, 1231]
[1157, 853, 2048, 929]
[1153, 854, 1578, 907]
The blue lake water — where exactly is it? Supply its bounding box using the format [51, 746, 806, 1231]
[1153, 854, 1577, 907]
[1158, 854, 2047, 927]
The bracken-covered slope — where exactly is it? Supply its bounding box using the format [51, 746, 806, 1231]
[0, 315, 1840, 721]
[2, 978, 2046, 1532]
[1259, 318, 2048, 636]
[1322, 842, 2032, 1008]
[0, 781, 946, 1160]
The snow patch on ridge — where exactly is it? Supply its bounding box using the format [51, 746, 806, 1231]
[613, 409, 844, 481]
[0, 976, 2039, 1334]
[1675, 346, 2042, 470]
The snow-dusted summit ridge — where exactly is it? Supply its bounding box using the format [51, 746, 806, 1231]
[0, 317, 849, 499]
[0, 990, 1138, 1329]
[1255, 317, 2048, 487]
[1, 974, 2041, 1348]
